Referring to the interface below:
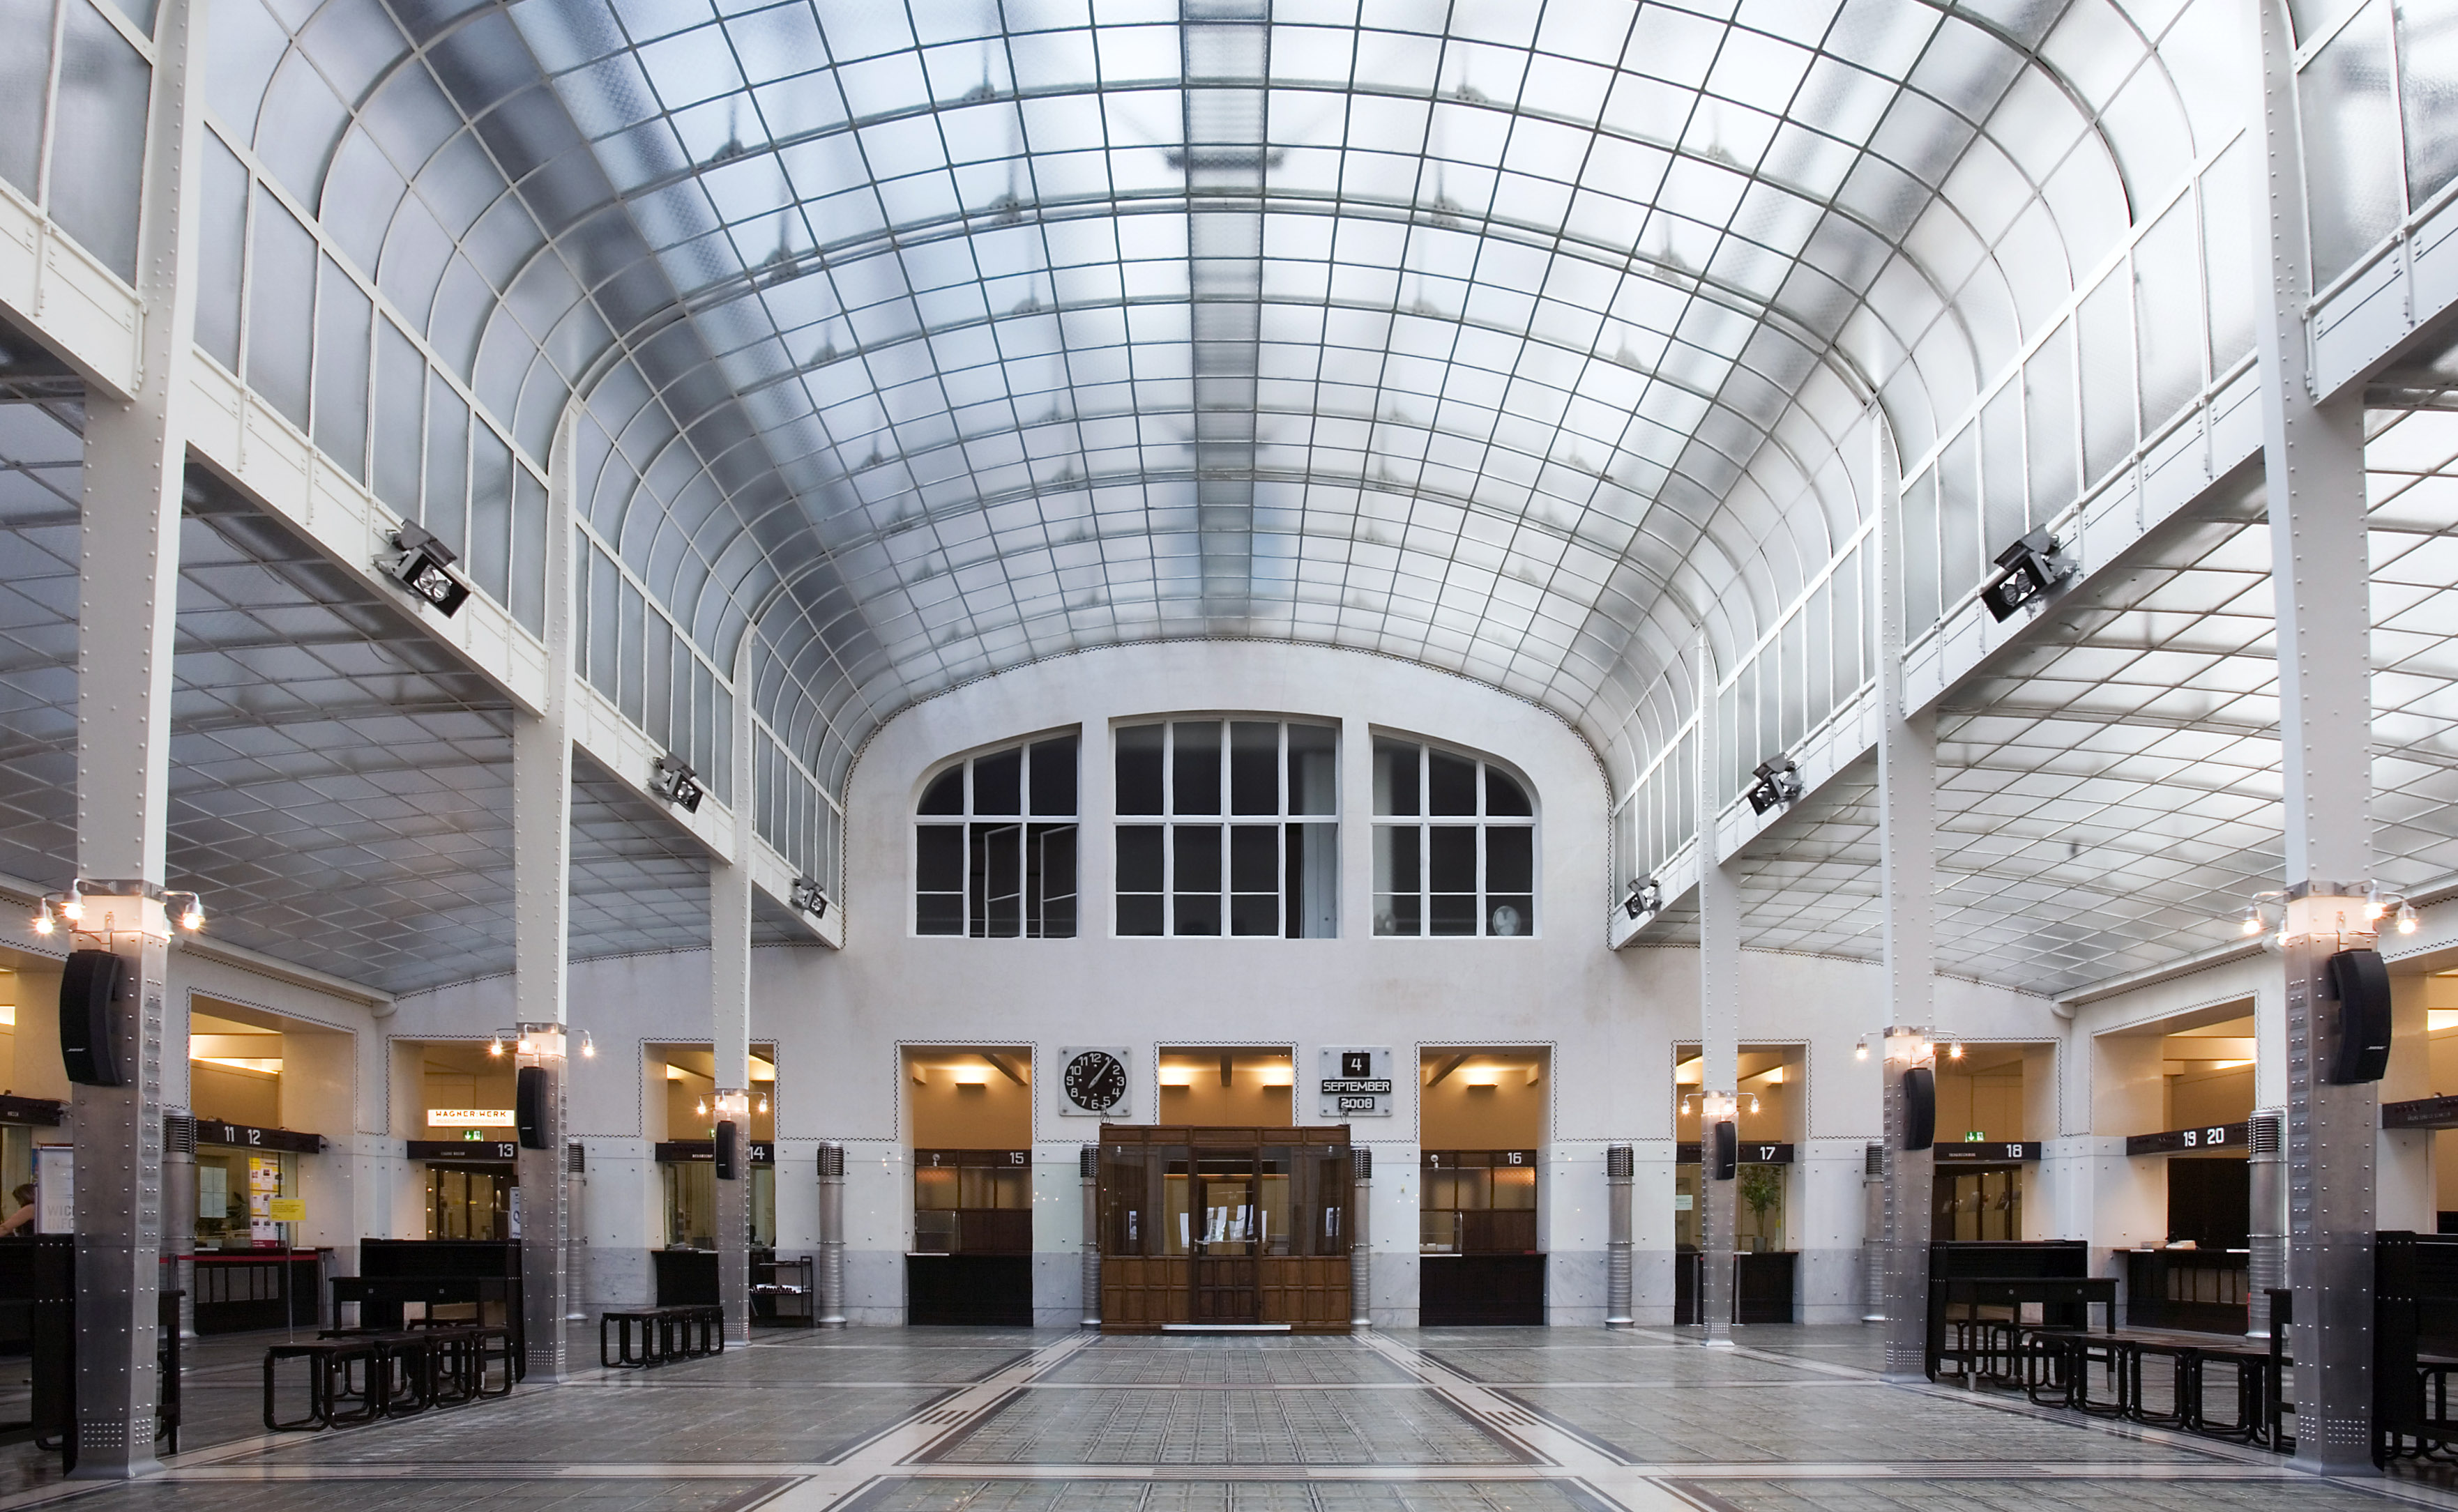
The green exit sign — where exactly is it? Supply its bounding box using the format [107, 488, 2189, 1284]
[1964, 1131, 1985, 1142]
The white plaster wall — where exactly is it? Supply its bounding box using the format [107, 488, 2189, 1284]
[374, 641, 2066, 1327]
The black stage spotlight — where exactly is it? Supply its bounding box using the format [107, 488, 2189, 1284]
[1623, 877, 1662, 920]
[789, 876, 829, 917]
[1980, 528, 2074, 622]
[1745, 758, 1802, 816]
[651, 756, 705, 812]
[381, 521, 472, 618]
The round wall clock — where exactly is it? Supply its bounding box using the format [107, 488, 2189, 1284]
[1062, 1049, 1127, 1114]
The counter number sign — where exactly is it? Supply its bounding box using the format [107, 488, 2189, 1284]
[1059, 1047, 1130, 1117]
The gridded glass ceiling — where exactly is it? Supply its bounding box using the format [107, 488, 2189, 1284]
[204, 0, 2242, 796]
[1634, 404, 2458, 996]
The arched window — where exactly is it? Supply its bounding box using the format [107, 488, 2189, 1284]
[915, 734, 1078, 937]
[1114, 719, 1339, 938]
[1371, 739, 1535, 937]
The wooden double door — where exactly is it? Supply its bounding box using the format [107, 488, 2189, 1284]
[1190, 1150, 1261, 1322]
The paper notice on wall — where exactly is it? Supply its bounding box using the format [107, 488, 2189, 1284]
[33, 1146, 71, 1234]
[199, 1165, 229, 1226]
[267, 1198, 305, 1222]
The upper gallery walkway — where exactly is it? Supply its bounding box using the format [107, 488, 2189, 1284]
[0, 1327, 2445, 1512]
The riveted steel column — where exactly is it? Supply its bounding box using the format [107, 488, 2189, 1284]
[817, 1143, 847, 1327]
[710, 636, 757, 1345]
[1694, 632, 1738, 1345]
[513, 1025, 568, 1380]
[1873, 411, 1938, 1384]
[1349, 1148, 1371, 1328]
[68, 0, 208, 1469]
[512, 412, 578, 1385]
[1605, 1145, 1634, 1327]
[1079, 1145, 1100, 1328]
[2251, 0, 2379, 1471]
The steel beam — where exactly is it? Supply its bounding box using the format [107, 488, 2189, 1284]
[711, 636, 756, 1345]
[511, 413, 579, 1384]
[1873, 412, 1939, 1384]
[1694, 633, 1738, 1345]
[2251, 0, 2381, 1474]
[66, 0, 208, 1469]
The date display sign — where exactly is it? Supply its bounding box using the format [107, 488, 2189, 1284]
[1318, 1046, 1395, 1117]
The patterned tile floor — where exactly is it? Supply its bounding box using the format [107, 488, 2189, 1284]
[0, 1324, 2445, 1512]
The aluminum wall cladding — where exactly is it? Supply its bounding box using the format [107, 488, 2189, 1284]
[199, 0, 2244, 804]
[0, 397, 801, 994]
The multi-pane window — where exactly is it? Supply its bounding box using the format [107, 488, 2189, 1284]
[1372, 740, 1535, 936]
[1115, 720, 1337, 938]
[915, 735, 1078, 937]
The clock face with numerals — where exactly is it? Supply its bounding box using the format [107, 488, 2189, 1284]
[1062, 1050, 1127, 1113]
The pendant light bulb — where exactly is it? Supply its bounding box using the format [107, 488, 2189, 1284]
[487, 1036, 503, 1057]
[2240, 906, 2263, 937]
[1853, 1041, 1869, 1061]
[2398, 901, 2420, 935]
[580, 1030, 595, 1058]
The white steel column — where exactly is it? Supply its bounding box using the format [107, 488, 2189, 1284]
[1694, 633, 1738, 1345]
[2253, 0, 2379, 1472]
[710, 638, 756, 1345]
[67, 0, 206, 1472]
[512, 413, 578, 1384]
[1872, 412, 1936, 1384]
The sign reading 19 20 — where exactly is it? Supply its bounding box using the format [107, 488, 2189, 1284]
[1319, 1046, 1395, 1117]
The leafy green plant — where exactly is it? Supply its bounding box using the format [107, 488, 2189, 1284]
[1738, 1164, 1783, 1239]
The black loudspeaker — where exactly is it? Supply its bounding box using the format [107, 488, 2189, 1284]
[515, 1065, 549, 1150]
[1903, 1066, 1936, 1151]
[715, 1120, 743, 1182]
[2325, 947, 2393, 1084]
[1710, 1120, 1738, 1181]
[59, 949, 128, 1087]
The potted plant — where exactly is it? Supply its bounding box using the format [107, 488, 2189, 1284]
[1738, 1164, 1783, 1253]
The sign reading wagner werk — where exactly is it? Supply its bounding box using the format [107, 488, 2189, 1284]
[1318, 1046, 1395, 1117]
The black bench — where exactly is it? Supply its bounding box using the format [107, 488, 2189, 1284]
[263, 1337, 383, 1431]
[600, 1305, 725, 1368]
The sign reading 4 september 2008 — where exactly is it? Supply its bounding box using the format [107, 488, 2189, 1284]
[1318, 1046, 1395, 1117]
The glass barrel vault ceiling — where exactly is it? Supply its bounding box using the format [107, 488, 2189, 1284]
[204, 0, 2242, 797]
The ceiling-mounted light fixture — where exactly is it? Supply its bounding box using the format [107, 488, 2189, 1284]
[488, 1035, 505, 1057]
[695, 1097, 709, 1118]
[1745, 758, 1803, 816]
[1980, 528, 2075, 622]
[165, 892, 204, 931]
[789, 876, 829, 918]
[2241, 906, 2263, 937]
[757, 1094, 770, 1115]
[1624, 877, 1662, 920]
[2399, 901, 2421, 936]
[379, 521, 471, 618]
[651, 756, 705, 813]
[1949, 1042, 1964, 1060]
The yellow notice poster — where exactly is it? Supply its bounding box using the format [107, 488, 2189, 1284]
[266, 1198, 305, 1222]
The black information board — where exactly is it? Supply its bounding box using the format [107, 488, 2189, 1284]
[1675, 1141, 1793, 1164]
[408, 1140, 518, 1162]
[2125, 1122, 2247, 1156]
[1934, 1141, 2043, 1163]
[196, 1119, 323, 1154]
[2385, 1094, 2458, 1130]
[656, 1140, 775, 1165]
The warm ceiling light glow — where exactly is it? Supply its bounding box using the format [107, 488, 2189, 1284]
[1255, 1065, 1294, 1087]
[1674, 1056, 1703, 1085]
[1158, 1065, 1195, 1087]
[2210, 1059, 2254, 1070]
[948, 1065, 992, 1085]
[2430, 1009, 2458, 1032]
[1755, 1066, 1785, 1084]
[1459, 1067, 1503, 1087]
[665, 1063, 690, 1080]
